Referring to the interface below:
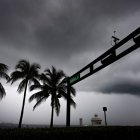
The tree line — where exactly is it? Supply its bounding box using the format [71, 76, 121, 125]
[0, 60, 76, 128]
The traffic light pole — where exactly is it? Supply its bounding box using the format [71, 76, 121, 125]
[66, 79, 71, 127]
[66, 27, 140, 127]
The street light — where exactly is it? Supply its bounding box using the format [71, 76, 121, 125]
[103, 107, 107, 126]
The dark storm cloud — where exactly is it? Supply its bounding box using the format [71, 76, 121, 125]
[0, 0, 45, 52]
[0, 0, 140, 95]
[0, 0, 140, 59]
[99, 77, 140, 96]
[90, 51, 140, 96]
[34, 0, 140, 57]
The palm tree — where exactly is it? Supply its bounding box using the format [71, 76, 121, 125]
[29, 66, 76, 128]
[10, 60, 40, 128]
[0, 63, 9, 99]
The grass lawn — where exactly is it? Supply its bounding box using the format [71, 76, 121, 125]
[0, 126, 140, 140]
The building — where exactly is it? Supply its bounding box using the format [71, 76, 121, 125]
[91, 114, 102, 126]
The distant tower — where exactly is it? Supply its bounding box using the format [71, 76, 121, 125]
[91, 114, 102, 126]
[79, 118, 83, 126]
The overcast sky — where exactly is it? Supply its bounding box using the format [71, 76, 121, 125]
[0, 0, 140, 126]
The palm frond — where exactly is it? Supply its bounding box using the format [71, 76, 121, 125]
[40, 73, 47, 82]
[30, 84, 42, 91]
[10, 71, 25, 84]
[54, 97, 60, 116]
[52, 66, 56, 75]
[70, 97, 76, 108]
[33, 97, 46, 110]
[29, 63, 40, 78]
[29, 91, 44, 102]
[17, 79, 27, 93]
[11, 60, 40, 88]
[0, 82, 6, 99]
[0, 63, 9, 82]
[70, 86, 76, 96]
[29, 78, 40, 86]
[58, 89, 76, 108]
[44, 66, 66, 87]
[30, 83, 51, 92]
[15, 60, 30, 72]
[44, 68, 51, 76]
[58, 89, 67, 99]
[0, 72, 10, 81]
[31, 63, 40, 70]
[55, 71, 66, 85]
[0, 63, 8, 72]
[52, 66, 66, 84]
[29, 91, 49, 102]
[43, 84, 52, 91]
[40, 73, 52, 87]
[58, 77, 68, 85]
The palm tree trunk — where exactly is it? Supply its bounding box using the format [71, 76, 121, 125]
[18, 80, 28, 128]
[50, 97, 54, 128]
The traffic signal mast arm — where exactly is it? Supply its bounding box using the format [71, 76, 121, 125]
[69, 27, 140, 85]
